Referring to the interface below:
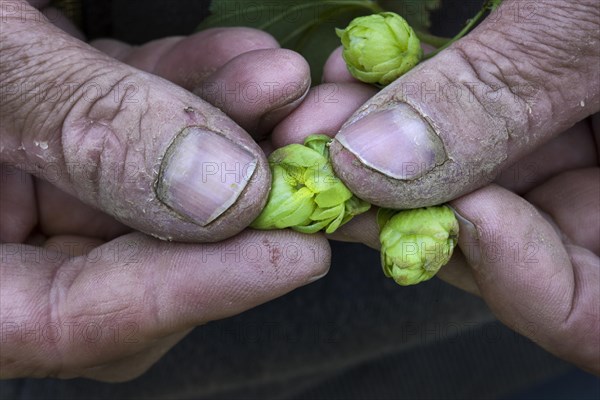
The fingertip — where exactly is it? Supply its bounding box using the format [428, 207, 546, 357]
[326, 208, 380, 250]
[155, 27, 280, 89]
[449, 184, 573, 321]
[322, 46, 358, 84]
[197, 48, 311, 138]
[289, 230, 332, 285]
[272, 83, 377, 147]
[123, 36, 184, 71]
[90, 38, 133, 60]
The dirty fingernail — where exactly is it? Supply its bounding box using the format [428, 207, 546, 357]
[157, 127, 257, 226]
[335, 103, 446, 180]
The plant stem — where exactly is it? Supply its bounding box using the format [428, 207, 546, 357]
[422, 5, 489, 60]
[415, 31, 451, 48]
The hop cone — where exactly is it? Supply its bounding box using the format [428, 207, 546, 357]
[251, 135, 370, 234]
[378, 206, 459, 286]
[336, 12, 423, 86]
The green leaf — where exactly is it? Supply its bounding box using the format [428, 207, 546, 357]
[195, 0, 452, 85]
[376, 0, 441, 33]
[196, 0, 381, 84]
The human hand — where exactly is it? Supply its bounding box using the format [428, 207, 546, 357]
[0, 1, 328, 381]
[329, 0, 599, 208]
[270, 0, 599, 374]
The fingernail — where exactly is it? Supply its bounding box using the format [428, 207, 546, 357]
[336, 103, 446, 180]
[156, 127, 257, 226]
[449, 206, 482, 269]
[257, 82, 310, 135]
[305, 269, 329, 284]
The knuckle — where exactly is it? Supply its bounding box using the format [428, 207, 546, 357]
[59, 70, 150, 204]
[450, 41, 535, 134]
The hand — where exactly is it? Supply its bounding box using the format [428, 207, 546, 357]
[0, 1, 328, 381]
[329, 0, 599, 209]
[270, 0, 599, 374]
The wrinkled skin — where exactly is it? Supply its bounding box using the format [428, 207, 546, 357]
[2, 0, 599, 382]
[0, 1, 329, 381]
[329, 1, 599, 209]
[271, 0, 599, 374]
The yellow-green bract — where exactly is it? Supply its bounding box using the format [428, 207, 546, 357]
[251, 134, 370, 234]
[336, 12, 423, 86]
[378, 206, 459, 286]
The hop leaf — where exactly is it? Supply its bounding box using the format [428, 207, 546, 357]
[251, 135, 370, 234]
[378, 206, 459, 286]
[336, 12, 423, 85]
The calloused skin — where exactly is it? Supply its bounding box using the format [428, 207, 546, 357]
[0, 1, 329, 381]
[271, 1, 599, 375]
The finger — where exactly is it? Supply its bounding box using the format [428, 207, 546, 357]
[121, 37, 184, 71]
[325, 208, 380, 250]
[0, 2, 270, 242]
[525, 167, 600, 255]
[494, 121, 598, 193]
[435, 249, 481, 297]
[36, 179, 130, 240]
[451, 185, 600, 373]
[0, 165, 37, 243]
[322, 46, 359, 84]
[93, 28, 280, 92]
[0, 230, 330, 380]
[89, 38, 133, 60]
[42, 235, 104, 255]
[258, 139, 275, 158]
[271, 83, 377, 147]
[330, 0, 600, 208]
[152, 28, 280, 90]
[196, 48, 311, 139]
[93, 31, 289, 137]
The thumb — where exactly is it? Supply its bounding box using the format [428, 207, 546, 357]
[330, 0, 599, 208]
[0, 1, 269, 242]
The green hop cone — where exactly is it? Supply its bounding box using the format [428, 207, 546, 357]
[378, 206, 459, 286]
[251, 134, 370, 234]
[336, 12, 423, 86]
